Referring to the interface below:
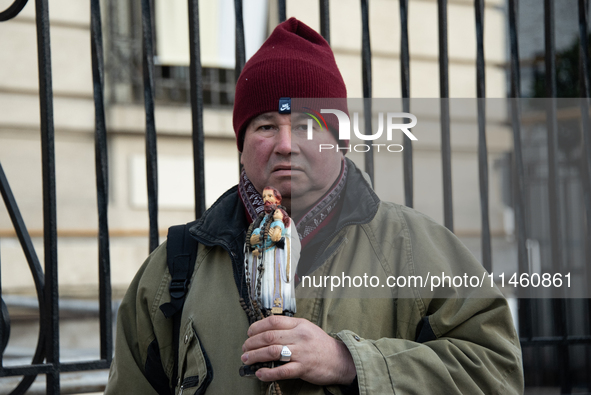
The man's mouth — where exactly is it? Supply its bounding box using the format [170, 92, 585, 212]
[273, 165, 291, 171]
[272, 165, 302, 174]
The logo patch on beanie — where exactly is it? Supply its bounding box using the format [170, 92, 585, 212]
[278, 97, 291, 114]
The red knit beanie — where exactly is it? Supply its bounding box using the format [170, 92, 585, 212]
[233, 17, 348, 151]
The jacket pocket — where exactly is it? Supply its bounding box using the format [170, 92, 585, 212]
[177, 318, 213, 395]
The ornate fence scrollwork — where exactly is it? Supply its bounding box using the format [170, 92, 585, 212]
[0, 163, 48, 394]
[0, 0, 29, 22]
[0, 299, 9, 356]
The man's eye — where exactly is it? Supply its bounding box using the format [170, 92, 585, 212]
[254, 124, 277, 137]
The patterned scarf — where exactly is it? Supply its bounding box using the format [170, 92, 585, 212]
[238, 158, 348, 246]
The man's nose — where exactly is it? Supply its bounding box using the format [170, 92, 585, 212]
[274, 125, 292, 155]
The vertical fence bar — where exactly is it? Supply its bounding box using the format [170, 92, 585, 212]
[235, 0, 246, 173]
[34, 0, 59, 391]
[319, 0, 330, 44]
[235, 0, 246, 80]
[141, 0, 159, 252]
[278, 0, 286, 23]
[90, 0, 112, 362]
[474, 0, 491, 272]
[399, 0, 413, 208]
[360, 0, 374, 184]
[580, 2, 591, 205]
[543, 0, 570, 392]
[437, 0, 453, 231]
[577, 1, 591, 390]
[508, 0, 532, 345]
[188, 0, 206, 218]
[543, 0, 560, 279]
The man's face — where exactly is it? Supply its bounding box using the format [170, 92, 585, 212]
[240, 111, 342, 218]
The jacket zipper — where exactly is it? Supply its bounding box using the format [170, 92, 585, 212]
[179, 375, 200, 395]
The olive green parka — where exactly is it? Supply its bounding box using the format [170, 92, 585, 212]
[105, 159, 523, 394]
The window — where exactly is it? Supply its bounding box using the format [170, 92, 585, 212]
[107, 0, 266, 107]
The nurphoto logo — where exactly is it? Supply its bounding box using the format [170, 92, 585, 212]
[306, 109, 418, 153]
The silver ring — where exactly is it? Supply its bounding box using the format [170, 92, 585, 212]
[279, 345, 292, 362]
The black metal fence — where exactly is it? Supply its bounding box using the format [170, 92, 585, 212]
[0, 0, 590, 393]
[0, 0, 113, 393]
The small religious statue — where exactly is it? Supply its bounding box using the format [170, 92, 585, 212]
[239, 187, 301, 392]
[243, 186, 299, 318]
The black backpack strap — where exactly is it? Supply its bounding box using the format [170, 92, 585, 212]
[158, 221, 198, 392]
[145, 337, 171, 395]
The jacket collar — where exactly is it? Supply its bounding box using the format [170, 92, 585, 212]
[188, 158, 380, 249]
[337, 157, 380, 228]
[188, 186, 248, 249]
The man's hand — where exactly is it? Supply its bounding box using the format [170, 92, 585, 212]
[241, 316, 357, 386]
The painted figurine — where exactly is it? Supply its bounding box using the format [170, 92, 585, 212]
[244, 186, 299, 318]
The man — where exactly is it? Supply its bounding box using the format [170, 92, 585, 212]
[105, 17, 523, 394]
